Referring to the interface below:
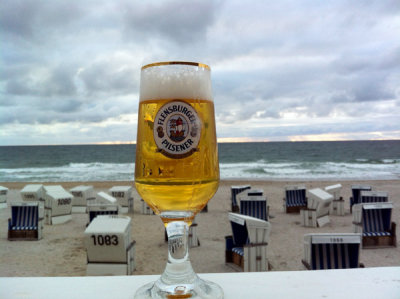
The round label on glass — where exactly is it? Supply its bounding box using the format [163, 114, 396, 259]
[153, 101, 201, 158]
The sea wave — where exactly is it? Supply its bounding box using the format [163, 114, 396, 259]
[1, 160, 400, 182]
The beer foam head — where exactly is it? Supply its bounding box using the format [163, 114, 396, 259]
[140, 62, 213, 102]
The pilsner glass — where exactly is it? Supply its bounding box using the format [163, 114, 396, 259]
[134, 61, 223, 298]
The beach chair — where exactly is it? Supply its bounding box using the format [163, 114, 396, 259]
[283, 185, 307, 213]
[302, 233, 363, 270]
[109, 186, 134, 214]
[231, 185, 251, 212]
[0, 186, 8, 209]
[20, 184, 45, 209]
[87, 192, 119, 224]
[140, 198, 155, 215]
[360, 191, 389, 204]
[85, 215, 135, 275]
[325, 184, 345, 216]
[238, 192, 268, 221]
[352, 202, 397, 248]
[70, 185, 95, 213]
[350, 185, 371, 213]
[225, 213, 271, 272]
[43, 186, 73, 225]
[8, 202, 44, 240]
[300, 188, 333, 227]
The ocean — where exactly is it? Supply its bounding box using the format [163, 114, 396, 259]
[0, 140, 399, 182]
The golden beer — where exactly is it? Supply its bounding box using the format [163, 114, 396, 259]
[135, 98, 219, 223]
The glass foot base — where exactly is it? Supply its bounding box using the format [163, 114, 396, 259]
[134, 276, 224, 299]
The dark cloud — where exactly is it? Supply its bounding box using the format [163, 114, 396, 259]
[122, 0, 221, 45]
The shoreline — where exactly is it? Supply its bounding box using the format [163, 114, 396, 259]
[1, 179, 399, 277]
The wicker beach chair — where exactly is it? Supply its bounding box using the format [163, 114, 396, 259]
[8, 202, 44, 240]
[109, 186, 134, 214]
[230, 185, 251, 212]
[225, 213, 271, 272]
[302, 233, 363, 270]
[87, 192, 119, 224]
[325, 184, 345, 216]
[85, 215, 135, 275]
[0, 186, 8, 209]
[300, 188, 333, 227]
[43, 186, 73, 225]
[352, 202, 397, 248]
[350, 185, 372, 213]
[283, 185, 307, 213]
[238, 191, 268, 221]
[69, 185, 95, 213]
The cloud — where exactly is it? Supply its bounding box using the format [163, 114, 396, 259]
[0, 0, 399, 145]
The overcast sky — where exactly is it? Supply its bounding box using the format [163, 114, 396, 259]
[1, 0, 400, 145]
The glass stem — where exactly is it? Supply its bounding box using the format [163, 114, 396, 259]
[156, 221, 197, 293]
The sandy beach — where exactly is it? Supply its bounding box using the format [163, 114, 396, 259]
[0, 179, 399, 277]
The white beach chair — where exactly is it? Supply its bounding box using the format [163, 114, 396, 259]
[231, 185, 251, 212]
[109, 186, 134, 214]
[85, 215, 135, 276]
[283, 185, 307, 213]
[8, 202, 44, 240]
[302, 233, 363, 270]
[69, 185, 95, 213]
[87, 192, 120, 224]
[43, 185, 73, 225]
[225, 213, 271, 272]
[352, 202, 397, 248]
[300, 188, 333, 227]
[140, 198, 155, 215]
[20, 184, 45, 209]
[0, 186, 9, 209]
[325, 184, 345, 216]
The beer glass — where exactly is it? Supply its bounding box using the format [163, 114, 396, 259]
[134, 61, 223, 298]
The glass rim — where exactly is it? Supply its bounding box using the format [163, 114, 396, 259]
[141, 61, 210, 70]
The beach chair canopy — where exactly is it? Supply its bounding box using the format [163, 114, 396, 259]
[285, 185, 307, 207]
[20, 184, 44, 201]
[304, 233, 361, 270]
[238, 195, 268, 221]
[360, 191, 388, 204]
[307, 188, 333, 217]
[351, 185, 371, 204]
[324, 184, 342, 200]
[229, 212, 271, 246]
[361, 202, 393, 236]
[231, 185, 251, 210]
[96, 192, 117, 205]
[109, 186, 132, 199]
[44, 188, 73, 216]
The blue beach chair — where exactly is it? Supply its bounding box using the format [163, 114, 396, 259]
[230, 185, 251, 212]
[360, 191, 388, 204]
[302, 233, 363, 270]
[239, 194, 268, 221]
[283, 185, 307, 213]
[350, 185, 371, 213]
[225, 213, 271, 272]
[353, 202, 397, 248]
[8, 202, 43, 240]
